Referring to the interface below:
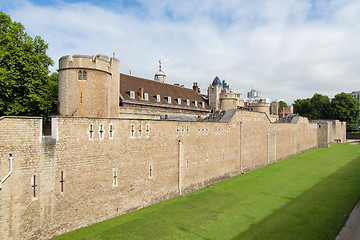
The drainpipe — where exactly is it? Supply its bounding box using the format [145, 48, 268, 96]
[240, 122, 243, 173]
[267, 134, 270, 164]
[274, 133, 277, 162]
[0, 154, 14, 190]
[178, 140, 182, 196]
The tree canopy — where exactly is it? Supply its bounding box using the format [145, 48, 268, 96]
[0, 11, 57, 119]
[279, 100, 288, 108]
[293, 92, 359, 124]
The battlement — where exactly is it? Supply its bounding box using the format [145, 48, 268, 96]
[59, 54, 119, 73]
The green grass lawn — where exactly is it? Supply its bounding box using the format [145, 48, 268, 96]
[53, 143, 360, 240]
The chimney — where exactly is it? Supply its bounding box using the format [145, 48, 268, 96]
[139, 88, 144, 99]
[193, 82, 200, 93]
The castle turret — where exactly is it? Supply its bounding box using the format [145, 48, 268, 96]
[154, 60, 166, 83]
[58, 54, 120, 118]
[208, 76, 222, 110]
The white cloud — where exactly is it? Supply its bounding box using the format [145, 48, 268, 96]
[1, 0, 360, 104]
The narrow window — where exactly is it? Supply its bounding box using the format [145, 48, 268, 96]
[139, 125, 142, 137]
[131, 124, 135, 138]
[206, 128, 209, 135]
[31, 175, 37, 198]
[99, 124, 104, 139]
[113, 169, 118, 186]
[186, 99, 190, 106]
[176, 126, 180, 136]
[145, 124, 150, 138]
[201, 102, 205, 108]
[149, 164, 153, 178]
[144, 93, 149, 101]
[206, 153, 209, 163]
[155, 95, 160, 102]
[166, 96, 171, 103]
[89, 124, 94, 139]
[109, 124, 114, 139]
[177, 98, 181, 104]
[83, 70, 87, 80]
[186, 156, 189, 169]
[80, 91, 83, 104]
[202, 127, 205, 135]
[78, 70, 82, 80]
[194, 100, 197, 107]
[60, 171, 65, 193]
[186, 125, 189, 135]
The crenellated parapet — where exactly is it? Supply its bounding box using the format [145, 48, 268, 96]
[59, 54, 119, 74]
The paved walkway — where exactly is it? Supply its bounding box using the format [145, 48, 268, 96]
[336, 199, 360, 240]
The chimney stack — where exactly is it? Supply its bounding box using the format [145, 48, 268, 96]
[139, 88, 144, 99]
[193, 82, 200, 93]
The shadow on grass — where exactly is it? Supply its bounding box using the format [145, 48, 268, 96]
[231, 155, 360, 240]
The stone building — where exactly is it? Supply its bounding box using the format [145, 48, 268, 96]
[0, 54, 347, 240]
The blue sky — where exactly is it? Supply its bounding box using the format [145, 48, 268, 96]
[1, 0, 359, 104]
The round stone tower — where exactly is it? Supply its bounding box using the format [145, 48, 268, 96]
[58, 54, 120, 118]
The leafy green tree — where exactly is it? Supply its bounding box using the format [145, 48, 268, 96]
[293, 98, 312, 119]
[293, 92, 359, 124]
[310, 93, 331, 119]
[279, 100, 287, 107]
[0, 11, 57, 118]
[329, 92, 359, 123]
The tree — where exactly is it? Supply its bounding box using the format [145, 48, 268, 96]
[293, 92, 359, 124]
[293, 98, 312, 119]
[310, 93, 331, 119]
[0, 11, 57, 119]
[279, 100, 287, 107]
[329, 92, 359, 123]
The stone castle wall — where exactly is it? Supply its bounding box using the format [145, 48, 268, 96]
[0, 110, 325, 239]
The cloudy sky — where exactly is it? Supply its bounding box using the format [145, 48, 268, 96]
[1, 0, 359, 104]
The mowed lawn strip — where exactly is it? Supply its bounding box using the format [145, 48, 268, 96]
[53, 143, 360, 240]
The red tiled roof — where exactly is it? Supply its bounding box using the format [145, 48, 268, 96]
[120, 73, 210, 111]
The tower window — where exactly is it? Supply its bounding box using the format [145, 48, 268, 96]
[78, 70, 87, 80]
[78, 71, 82, 80]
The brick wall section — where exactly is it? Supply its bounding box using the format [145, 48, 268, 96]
[0, 110, 328, 239]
